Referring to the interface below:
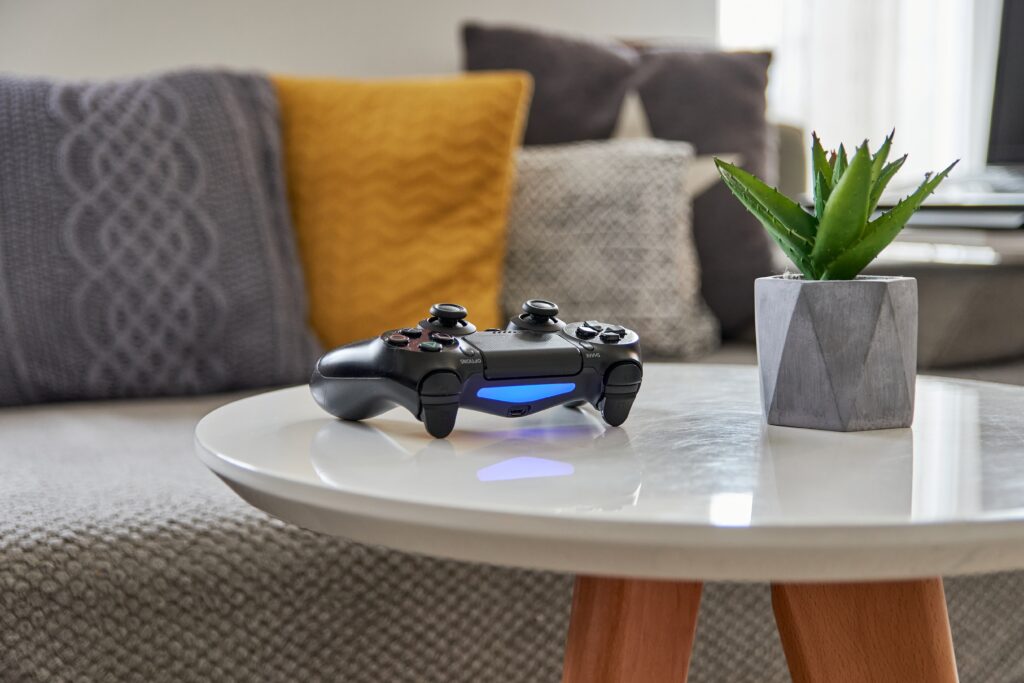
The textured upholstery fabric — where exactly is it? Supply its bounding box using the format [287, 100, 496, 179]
[273, 73, 530, 348]
[0, 72, 317, 406]
[462, 22, 775, 337]
[3, 394, 1024, 681]
[0, 395, 571, 683]
[504, 140, 719, 359]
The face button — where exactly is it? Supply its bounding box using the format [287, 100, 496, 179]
[607, 325, 627, 336]
[419, 341, 443, 353]
[431, 332, 457, 346]
[599, 331, 622, 344]
[585, 320, 604, 332]
[401, 327, 423, 338]
[386, 334, 410, 347]
[575, 325, 598, 340]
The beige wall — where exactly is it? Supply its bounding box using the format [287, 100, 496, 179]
[0, 0, 717, 80]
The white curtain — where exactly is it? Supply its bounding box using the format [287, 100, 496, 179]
[719, 0, 1003, 188]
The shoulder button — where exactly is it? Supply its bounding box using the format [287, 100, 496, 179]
[421, 371, 462, 397]
[607, 362, 642, 386]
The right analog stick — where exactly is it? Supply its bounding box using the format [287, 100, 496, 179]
[522, 299, 559, 320]
[511, 299, 563, 333]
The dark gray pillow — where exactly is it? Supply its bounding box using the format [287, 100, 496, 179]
[462, 22, 637, 145]
[462, 22, 774, 336]
[634, 49, 775, 336]
[0, 70, 318, 406]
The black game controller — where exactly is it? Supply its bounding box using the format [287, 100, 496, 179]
[310, 300, 642, 438]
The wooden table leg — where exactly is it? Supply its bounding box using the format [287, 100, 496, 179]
[561, 576, 703, 683]
[771, 578, 958, 683]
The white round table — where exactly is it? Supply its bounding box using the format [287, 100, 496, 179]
[195, 364, 1024, 683]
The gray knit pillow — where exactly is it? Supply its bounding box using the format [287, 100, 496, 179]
[0, 71, 318, 406]
[503, 139, 719, 359]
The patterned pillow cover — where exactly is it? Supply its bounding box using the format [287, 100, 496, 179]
[503, 139, 720, 359]
[0, 70, 318, 406]
[272, 73, 531, 348]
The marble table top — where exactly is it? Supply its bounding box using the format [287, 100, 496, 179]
[195, 364, 1024, 581]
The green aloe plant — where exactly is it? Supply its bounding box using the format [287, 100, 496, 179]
[715, 132, 957, 280]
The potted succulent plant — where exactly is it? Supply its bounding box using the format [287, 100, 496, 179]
[716, 133, 956, 431]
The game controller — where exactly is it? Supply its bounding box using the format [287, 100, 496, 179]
[310, 300, 643, 438]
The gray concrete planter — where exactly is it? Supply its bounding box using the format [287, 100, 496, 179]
[755, 275, 918, 431]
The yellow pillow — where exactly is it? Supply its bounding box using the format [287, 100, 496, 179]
[273, 72, 531, 347]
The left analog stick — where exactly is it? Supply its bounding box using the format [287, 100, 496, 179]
[420, 303, 476, 336]
[430, 303, 468, 326]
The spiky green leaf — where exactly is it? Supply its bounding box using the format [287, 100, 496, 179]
[811, 142, 873, 270]
[715, 158, 820, 278]
[813, 170, 828, 221]
[831, 144, 848, 186]
[715, 159, 817, 244]
[870, 130, 894, 183]
[822, 160, 958, 279]
[811, 132, 832, 199]
[868, 154, 907, 214]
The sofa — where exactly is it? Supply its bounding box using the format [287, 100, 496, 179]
[5, 36, 1024, 683]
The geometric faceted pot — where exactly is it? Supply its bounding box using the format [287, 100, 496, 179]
[755, 275, 917, 431]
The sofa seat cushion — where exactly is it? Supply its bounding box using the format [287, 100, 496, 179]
[0, 394, 570, 682]
[3, 394, 1023, 682]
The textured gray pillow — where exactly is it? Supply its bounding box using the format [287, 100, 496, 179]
[0, 71, 318, 406]
[504, 139, 719, 359]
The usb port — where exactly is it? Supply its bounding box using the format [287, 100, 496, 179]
[508, 406, 531, 417]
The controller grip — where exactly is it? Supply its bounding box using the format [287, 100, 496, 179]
[310, 373, 404, 421]
[600, 395, 636, 427]
[418, 371, 462, 438]
[600, 362, 643, 427]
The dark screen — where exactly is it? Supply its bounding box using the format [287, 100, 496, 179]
[989, 0, 1024, 164]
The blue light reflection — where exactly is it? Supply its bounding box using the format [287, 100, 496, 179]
[476, 457, 575, 482]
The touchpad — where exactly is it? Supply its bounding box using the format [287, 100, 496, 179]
[466, 332, 583, 379]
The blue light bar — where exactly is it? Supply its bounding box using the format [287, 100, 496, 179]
[476, 383, 576, 403]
